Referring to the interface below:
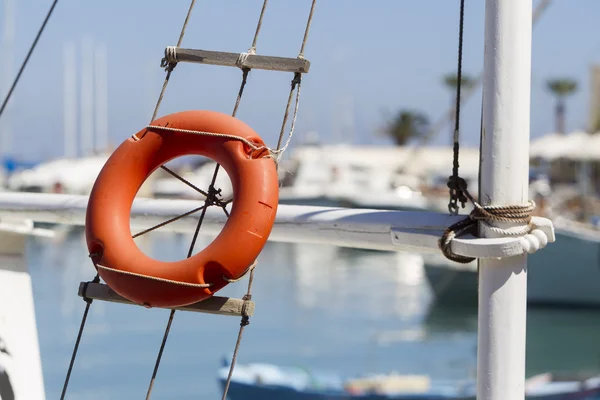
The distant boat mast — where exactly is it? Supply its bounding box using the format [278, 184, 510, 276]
[63, 41, 77, 159]
[80, 36, 94, 157]
[63, 37, 109, 158]
[1, 0, 15, 156]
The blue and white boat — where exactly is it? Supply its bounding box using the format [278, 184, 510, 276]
[217, 360, 600, 399]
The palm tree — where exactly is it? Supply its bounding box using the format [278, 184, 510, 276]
[443, 73, 477, 95]
[383, 110, 430, 146]
[546, 78, 578, 134]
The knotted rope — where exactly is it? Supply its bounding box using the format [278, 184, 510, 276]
[439, 177, 536, 264]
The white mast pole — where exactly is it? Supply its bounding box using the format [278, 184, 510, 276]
[477, 0, 532, 399]
[63, 41, 77, 159]
[94, 42, 108, 154]
[80, 36, 94, 156]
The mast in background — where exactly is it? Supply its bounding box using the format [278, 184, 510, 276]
[63, 41, 77, 159]
[80, 36, 94, 156]
[94, 43, 108, 154]
[1, 0, 15, 156]
[64, 36, 109, 159]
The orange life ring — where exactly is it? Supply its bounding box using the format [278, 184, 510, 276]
[85, 110, 279, 308]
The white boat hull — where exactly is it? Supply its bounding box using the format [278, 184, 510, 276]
[424, 225, 600, 308]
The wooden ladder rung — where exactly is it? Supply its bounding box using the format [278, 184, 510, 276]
[78, 282, 254, 317]
[165, 47, 311, 73]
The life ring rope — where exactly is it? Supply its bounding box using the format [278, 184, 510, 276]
[139, 106, 299, 162]
[222, 261, 257, 283]
[141, 125, 268, 154]
[93, 260, 258, 289]
[96, 265, 213, 288]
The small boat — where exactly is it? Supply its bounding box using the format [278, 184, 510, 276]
[217, 360, 600, 399]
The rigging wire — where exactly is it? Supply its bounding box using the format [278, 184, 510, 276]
[59, 274, 99, 400]
[0, 0, 59, 122]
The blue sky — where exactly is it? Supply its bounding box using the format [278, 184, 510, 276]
[1, 0, 600, 161]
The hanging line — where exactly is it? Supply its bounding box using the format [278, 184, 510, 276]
[0, 0, 59, 121]
[59, 272, 99, 400]
[395, 0, 553, 177]
[447, 0, 467, 216]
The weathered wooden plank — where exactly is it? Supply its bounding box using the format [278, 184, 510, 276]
[77, 282, 254, 317]
[167, 47, 311, 73]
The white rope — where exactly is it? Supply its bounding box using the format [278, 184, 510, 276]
[141, 122, 300, 161]
[236, 52, 251, 69]
[164, 46, 178, 65]
[96, 265, 213, 289]
[275, 77, 302, 161]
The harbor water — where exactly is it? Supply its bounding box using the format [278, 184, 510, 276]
[25, 228, 600, 399]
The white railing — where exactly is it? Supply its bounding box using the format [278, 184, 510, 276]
[0, 192, 553, 260]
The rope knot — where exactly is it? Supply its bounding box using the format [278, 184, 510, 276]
[206, 185, 223, 206]
[439, 200, 536, 264]
[161, 46, 179, 71]
[81, 274, 100, 305]
[447, 175, 469, 214]
[291, 72, 302, 89]
[236, 52, 250, 69]
[240, 294, 252, 326]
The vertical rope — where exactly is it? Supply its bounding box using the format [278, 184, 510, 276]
[150, 0, 197, 122]
[59, 274, 100, 400]
[248, 0, 269, 54]
[298, 0, 317, 59]
[397, 0, 552, 177]
[447, 0, 467, 215]
[276, 73, 301, 151]
[273, 1, 316, 158]
[452, 0, 466, 170]
[220, 271, 255, 400]
[144, 309, 175, 399]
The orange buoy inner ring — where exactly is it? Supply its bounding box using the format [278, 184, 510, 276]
[85, 110, 279, 308]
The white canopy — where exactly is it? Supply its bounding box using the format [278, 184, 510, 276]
[577, 133, 600, 161]
[529, 131, 593, 161]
